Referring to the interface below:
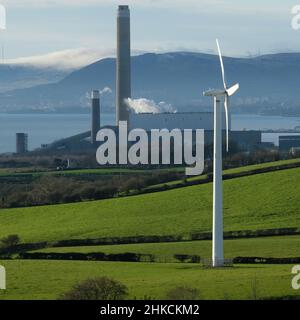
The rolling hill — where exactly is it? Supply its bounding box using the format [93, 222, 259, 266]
[0, 166, 299, 244]
[0, 162, 300, 301]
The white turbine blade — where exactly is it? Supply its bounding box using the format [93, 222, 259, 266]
[0, 5, 6, 30]
[226, 83, 239, 97]
[224, 95, 229, 152]
[216, 39, 227, 90]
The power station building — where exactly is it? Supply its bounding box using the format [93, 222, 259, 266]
[115, 5, 226, 134]
[38, 4, 261, 155]
[116, 5, 227, 133]
[130, 112, 229, 131]
[279, 135, 300, 152]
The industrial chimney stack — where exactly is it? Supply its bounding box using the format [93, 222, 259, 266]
[91, 90, 100, 145]
[16, 133, 28, 154]
[116, 5, 131, 126]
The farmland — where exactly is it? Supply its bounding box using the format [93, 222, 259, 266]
[33, 235, 300, 262]
[0, 260, 297, 300]
[0, 167, 299, 244]
[0, 160, 299, 300]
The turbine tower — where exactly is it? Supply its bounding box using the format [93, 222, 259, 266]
[203, 39, 239, 267]
[116, 5, 131, 126]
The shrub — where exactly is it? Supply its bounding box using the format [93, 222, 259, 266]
[80, 187, 96, 199]
[190, 255, 201, 263]
[0, 234, 21, 249]
[174, 254, 190, 263]
[59, 277, 128, 300]
[166, 286, 201, 300]
[63, 192, 82, 203]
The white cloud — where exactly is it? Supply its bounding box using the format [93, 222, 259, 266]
[5, 48, 115, 70]
[4, 48, 149, 70]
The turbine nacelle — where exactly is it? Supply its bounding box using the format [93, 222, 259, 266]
[203, 89, 226, 97]
[203, 84, 239, 98]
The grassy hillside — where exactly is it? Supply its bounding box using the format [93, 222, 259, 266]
[34, 235, 300, 261]
[145, 158, 300, 190]
[0, 167, 299, 244]
[224, 158, 300, 174]
[0, 259, 297, 300]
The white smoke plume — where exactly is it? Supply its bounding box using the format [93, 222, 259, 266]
[126, 98, 176, 114]
[85, 87, 112, 101]
[100, 87, 112, 95]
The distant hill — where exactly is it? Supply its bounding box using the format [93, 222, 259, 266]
[1, 52, 300, 115]
[0, 64, 68, 93]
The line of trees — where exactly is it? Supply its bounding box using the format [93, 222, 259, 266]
[0, 171, 182, 208]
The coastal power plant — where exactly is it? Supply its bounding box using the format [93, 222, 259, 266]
[38, 4, 261, 154]
[116, 5, 131, 125]
[115, 5, 225, 132]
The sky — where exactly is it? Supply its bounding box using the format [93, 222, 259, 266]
[1, 0, 300, 69]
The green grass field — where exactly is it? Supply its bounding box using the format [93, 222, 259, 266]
[33, 235, 300, 261]
[0, 260, 297, 300]
[1, 160, 300, 300]
[145, 158, 300, 190]
[224, 158, 300, 174]
[0, 167, 299, 244]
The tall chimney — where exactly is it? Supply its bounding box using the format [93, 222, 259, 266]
[116, 5, 131, 126]
[91, 90, 100, 145]
[16, 133, 28, 154]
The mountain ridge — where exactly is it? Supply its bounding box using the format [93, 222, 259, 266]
[1, 51, 300, 115]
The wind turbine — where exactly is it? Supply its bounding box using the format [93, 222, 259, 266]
[203, 39, 239, 267]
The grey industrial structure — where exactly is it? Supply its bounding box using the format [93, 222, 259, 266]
[116, 5, 131, 125]
[16, 133, 28, 154]
[279, 135, 300, 152]
[91, 90, 100, 145]
[130, 112, 229, 131]
[38, 4, 262, 155]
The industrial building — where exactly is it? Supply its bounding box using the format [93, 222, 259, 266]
[16, 133, 28, 154]
[279, 135, 300, 152]
[130, 112, 229, 131]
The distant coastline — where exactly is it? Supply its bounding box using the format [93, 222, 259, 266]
[1, 111, 299, 117]
[0, 113, 299, 153]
